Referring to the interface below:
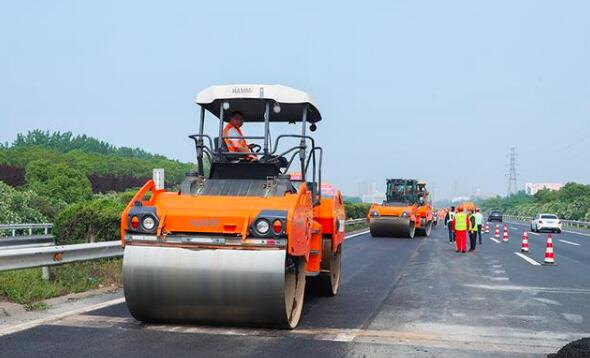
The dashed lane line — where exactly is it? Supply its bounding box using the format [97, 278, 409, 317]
[559, 239, 580, 246]
[528, 231, 540, 236]
[513, 252, 541, 266]
[489, 237, 501, 243]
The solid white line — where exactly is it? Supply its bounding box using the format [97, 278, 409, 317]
[563, 230, 590, 237]
[513, 252, 541, 266]
[345, 230, 370, 240]
[528, 231, 540, 236]
[0, 297, 125, 337]
[489, 237, 501, 243]
[510, 226, 519, 230]
[559, 239, 580, 246]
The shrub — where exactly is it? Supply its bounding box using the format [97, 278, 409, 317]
[0, 181, 48, 224]
[344, 202, 371, 219]
[53, 193, 129, 245]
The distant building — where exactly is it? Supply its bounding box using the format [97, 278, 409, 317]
[358, 181, 386, 204]
[524, 182, 564, 195]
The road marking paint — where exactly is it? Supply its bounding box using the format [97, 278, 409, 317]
[510, 226, 519, 230]
[0, 297, 125, 337]
[464, 284, 590, 294]
[513, 252, 541, 266]
[528, 231, 540, 236]
[533, 297, 561, 305]
[559, 239, 580, 246]
[489, 237, 501, 243]
[49, 314, 590, 355]
[563, 230, 590, 237]
[345, 230, 370, 240]
[562, 313, 583, 324]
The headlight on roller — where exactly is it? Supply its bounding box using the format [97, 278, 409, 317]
[255, 219, 270, 235]
[142, 216, 156, 231]
[401, 211, 409, 218]
[370, 210, 380, 217]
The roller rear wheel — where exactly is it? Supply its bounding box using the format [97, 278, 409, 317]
[312, 239, 342, 296]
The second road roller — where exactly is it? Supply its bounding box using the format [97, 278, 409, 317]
[368, 179, 433, 238]
[120, 84, 346, 329]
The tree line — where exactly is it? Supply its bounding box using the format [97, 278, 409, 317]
[478, 183, 590, 221]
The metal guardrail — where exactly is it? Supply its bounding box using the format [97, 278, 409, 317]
[0, 241, 123, 271]
[0, 223, 56, 279]
[503, 215, 590, 230]
[0, 219, 368, 273]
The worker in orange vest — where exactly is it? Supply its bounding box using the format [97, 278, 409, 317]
[452, 205, 468, 253]
[223, 111, 257, 161]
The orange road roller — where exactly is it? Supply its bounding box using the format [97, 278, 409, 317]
[368, 179, 433, 238]
[120, 84, 346, 329]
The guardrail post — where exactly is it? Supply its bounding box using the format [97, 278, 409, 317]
[41, 266, 50, 281]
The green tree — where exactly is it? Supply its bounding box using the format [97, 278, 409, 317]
[25, 160, 92, 204]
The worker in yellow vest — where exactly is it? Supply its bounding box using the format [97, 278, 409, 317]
[452, 205, 468, 253]
[468, 210, 478, 252]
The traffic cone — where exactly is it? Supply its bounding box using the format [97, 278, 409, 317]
[485, 223, 490, 233]
[502, 225, 509, 242]
[544, 234, 555, 264]
[494, 224, 500, 239]
[521, 231, 529, 252]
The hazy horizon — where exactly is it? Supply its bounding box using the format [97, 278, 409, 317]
[2, 1, 589, 199]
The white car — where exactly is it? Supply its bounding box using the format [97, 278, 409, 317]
[530, 214, 562, 233]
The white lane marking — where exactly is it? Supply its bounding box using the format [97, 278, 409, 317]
[345, 230, 370, 240]
[559, 239, 580, 246]
[528, 231, 540, 236]
[464, 284, 590, 294]
[562, 313, 583, 324]
[563, 230, 590, 237]
[0, 297, 125, 337]
[510, 226, 519, 230]
[489, 237, 501, 243]
[514, 252, 541, 266]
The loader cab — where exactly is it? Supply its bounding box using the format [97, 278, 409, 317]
[188, 84, 323, 204]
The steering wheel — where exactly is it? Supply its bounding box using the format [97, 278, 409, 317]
[249, 144, 262, 153]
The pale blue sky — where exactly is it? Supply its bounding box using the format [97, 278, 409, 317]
[1, 0, 589, 199]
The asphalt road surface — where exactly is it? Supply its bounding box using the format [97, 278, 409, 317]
[1, 223, 589, 357]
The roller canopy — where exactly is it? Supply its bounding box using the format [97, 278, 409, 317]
[196, 84, 322, 123]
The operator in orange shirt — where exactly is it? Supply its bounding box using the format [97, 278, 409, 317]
[223, 111, 258, 161]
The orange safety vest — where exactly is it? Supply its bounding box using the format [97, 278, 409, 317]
[223, 123, 248, 152]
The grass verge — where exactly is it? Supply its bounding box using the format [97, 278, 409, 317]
[0, 258, 122, 305]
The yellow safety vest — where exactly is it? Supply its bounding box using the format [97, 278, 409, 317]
[468, 215, 477, 232]
[454, 212, 467, 231]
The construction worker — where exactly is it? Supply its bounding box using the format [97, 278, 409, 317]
[452, 205, 468, 253]
[223, 111, 257, 161]
[468, 209, 478, 251]
[473, 208, 483, 245]
[444, 206, 456, 243]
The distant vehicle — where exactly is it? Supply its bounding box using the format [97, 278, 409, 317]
[488, 210, 503, 222]
[432, 210, 439, 227]
[530, 214, 562, 233]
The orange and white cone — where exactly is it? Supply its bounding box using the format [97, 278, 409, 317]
[544, 234, 555, 264]
[521, 231, 529, 252]
[502, 225, 509, 242]
[485, 223, 490, 233]
[494, 224, 500, 239]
